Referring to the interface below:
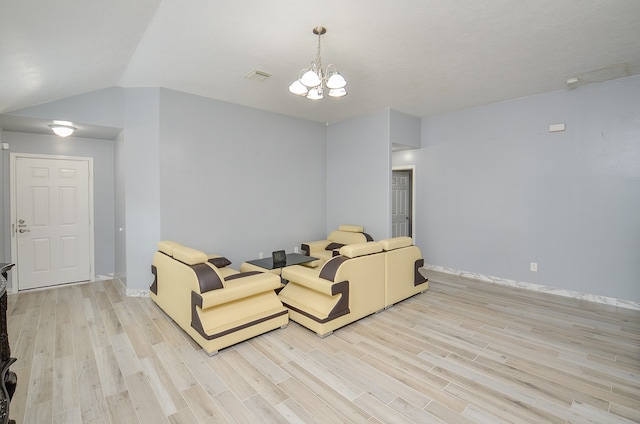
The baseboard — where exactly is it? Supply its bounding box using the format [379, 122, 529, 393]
[126, 288, 150, 297]
[96, 274, 149, 297]
[423, 264, 640, 311]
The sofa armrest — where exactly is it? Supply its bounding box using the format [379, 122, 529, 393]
[198, 272, 281, 309]
[279, 265, 350, 326]
[300, 240, 330, 255]
[282, 265, 342, 296]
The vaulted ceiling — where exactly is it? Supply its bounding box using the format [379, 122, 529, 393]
[1, 0, 640, 125]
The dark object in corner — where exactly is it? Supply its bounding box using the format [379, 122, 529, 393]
[272, 250, 286, 268]
[0, 263, 16, 424]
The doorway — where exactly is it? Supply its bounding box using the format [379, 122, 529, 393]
[10, 154, 95, 291]
[392, 167, 414, 238]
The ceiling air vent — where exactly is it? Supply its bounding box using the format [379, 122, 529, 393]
[245, 69, 272, 82]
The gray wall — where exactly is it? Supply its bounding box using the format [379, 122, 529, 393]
[158, 89, 327, 266]
[2, 87, 162, 292]
[114, 130, 126, 284]
[394, 75, 640, 302]
[327, 109, 392, 240]
[390, 109, 421, 149]
[0, 132, 116, 278]
[5, 76, 637, 303]
[6, 87, 126, 128]
[3, 87, 328, 292]
[122, 88, 161, 291]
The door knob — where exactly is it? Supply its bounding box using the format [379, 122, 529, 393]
[18, 228, 30, 233]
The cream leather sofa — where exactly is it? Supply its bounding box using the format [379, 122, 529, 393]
[380, 236, 429, 307]
[279, 237, 428, 337]
[150, 241, 288, 355]
[300, 224, 374, 267]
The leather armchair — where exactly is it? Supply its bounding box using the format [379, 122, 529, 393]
[300, 224, 374, 267]
[279, 237, 429, 337]
[279, 242, 385, 337]
[150, 241, 288, 355]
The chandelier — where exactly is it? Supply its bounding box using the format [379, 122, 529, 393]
[289, 26, 347, 100]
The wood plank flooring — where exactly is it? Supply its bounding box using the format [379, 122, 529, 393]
[6, 270, 640, 423]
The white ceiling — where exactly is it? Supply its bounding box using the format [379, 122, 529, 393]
[1, 0, 640, 128]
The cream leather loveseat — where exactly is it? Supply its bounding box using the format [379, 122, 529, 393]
[300, 224, 374, 267]
[150, 241, 288, 355]
[278, 237, 428, 337]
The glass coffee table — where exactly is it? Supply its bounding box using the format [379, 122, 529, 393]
[245, 253, 318, 271]
[241, 253, 318, 290]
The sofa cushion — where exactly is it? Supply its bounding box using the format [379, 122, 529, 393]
[379, 237, 413, 251]
[338, 224, 364, 233]
[328, 230, 369, 245]
[173, 245, 208, 265]
[325, 242, 345, 251]
[339, 241, 383, 258]
[157, 240, 183, 256]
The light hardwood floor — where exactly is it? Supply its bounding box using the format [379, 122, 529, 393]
[6, 270, 640, 423]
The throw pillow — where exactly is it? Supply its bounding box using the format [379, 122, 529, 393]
[209, 257, 232, 268]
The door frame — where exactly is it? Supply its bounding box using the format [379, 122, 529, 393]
[9, 153, 96, 292]
[392, 165, 416, 240]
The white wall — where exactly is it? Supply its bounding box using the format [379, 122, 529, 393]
[326, 109, 392, 240]
[394, 75, 640, 302]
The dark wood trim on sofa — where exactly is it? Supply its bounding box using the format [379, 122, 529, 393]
[319, 256, 348, 281]
[191, 263, 224, 292]
[225, 271, 261, 281]
[282, 279, 350, 324]
[150, 265, 158, 295]
[414, 259, 428, 286]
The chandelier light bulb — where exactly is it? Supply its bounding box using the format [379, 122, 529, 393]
[328, 88, 348, 98]
[306, 87, 324, 100]
[289, 80, 308, 95]
[300, 69, 321, 87]
[326, 72, 346, 89]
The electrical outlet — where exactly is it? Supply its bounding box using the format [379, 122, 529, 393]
[294, 246, 299, 254]
[530, 262, 538, 272]
[258, 252, 263, 259]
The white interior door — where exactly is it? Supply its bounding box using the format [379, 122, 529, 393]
[13, 156, 93, 290]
